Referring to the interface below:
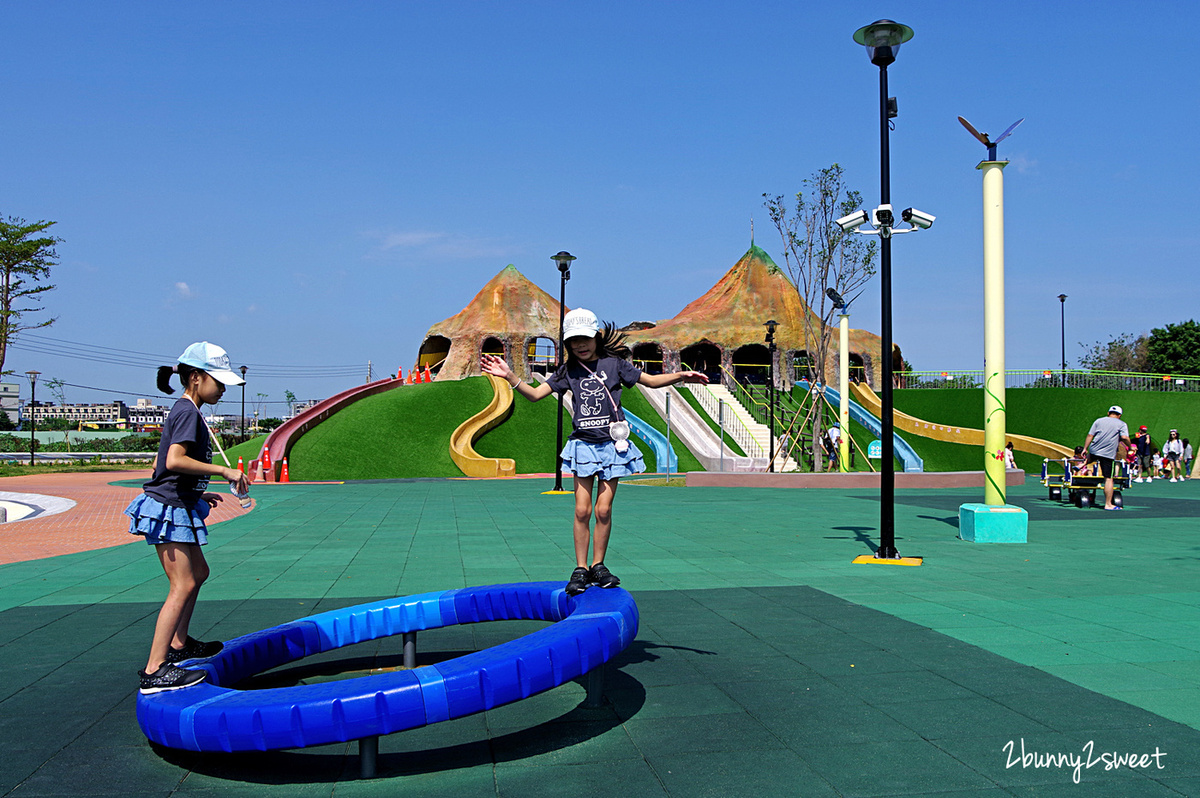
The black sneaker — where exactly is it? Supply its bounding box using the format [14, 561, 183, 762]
[138, 664, 207, 695]
[164, 636, 224, 665]
[589, 562, 620, 589]
[566, 567, 591, 596]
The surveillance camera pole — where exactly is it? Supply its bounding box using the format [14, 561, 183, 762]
[874, 51, 899, 559]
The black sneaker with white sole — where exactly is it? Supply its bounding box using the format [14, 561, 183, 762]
[138, 663, 207, 694]
[566, 567, 591, 595]
[589, 562, 620, 588]
[164, 636, 224, 665]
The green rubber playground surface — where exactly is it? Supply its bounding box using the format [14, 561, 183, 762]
[3, 476, 1200, 796]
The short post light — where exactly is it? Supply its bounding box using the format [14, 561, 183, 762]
[239, 365, 248, 438]
[547, 251, 576, 495]
[826, 287, 853, 472]
[764, 319, 778, 472]
[25, 370, 40, 468]
[1058, 294, 1068, 387]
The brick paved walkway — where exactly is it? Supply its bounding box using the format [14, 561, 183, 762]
[0, 470, 246, 565]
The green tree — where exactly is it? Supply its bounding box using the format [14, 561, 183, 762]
[764, 163, 878, 470]
[284, 389, 296, 416]
[1078, 333, 1149, 373]
[1146, 320, 1200, 375]
[0, 217, 60, 374]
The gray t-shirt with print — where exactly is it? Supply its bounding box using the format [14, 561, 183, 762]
[1087, 415, 1128, 459]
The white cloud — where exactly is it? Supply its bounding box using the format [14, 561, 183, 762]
[174, 282, 195, 298]
[362, 229, 521, 262]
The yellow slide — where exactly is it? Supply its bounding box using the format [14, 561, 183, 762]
[449, 374, 517, 477]
[849, 382, 1073, 460]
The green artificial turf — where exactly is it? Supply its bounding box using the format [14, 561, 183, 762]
[288, 379, 492, 479]
[473, 384, 572, 474]
[219, 434, 268, 467]
[621, 387, 705, 472]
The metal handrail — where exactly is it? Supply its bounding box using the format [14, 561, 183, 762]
[685, 383, 766, 458]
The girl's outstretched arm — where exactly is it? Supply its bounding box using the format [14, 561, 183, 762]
[480, 354, 553, 401]
[639, 370, 708, 389]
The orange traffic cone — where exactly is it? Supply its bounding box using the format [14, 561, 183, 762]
[280, 458, 290, 483]
[406, 370, 414, 384]
[424, 365, 432, 382]
[237, 456, 244, 473]
[252, 458, 265, 483]
[397, 367, 403, 382]
[415, 368, 423, 384]
[261, 448, 273, 482]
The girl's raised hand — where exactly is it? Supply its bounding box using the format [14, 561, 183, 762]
[480, 353, 511, 379]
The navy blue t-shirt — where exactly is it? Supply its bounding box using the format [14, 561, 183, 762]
[546, 356, 643, 444]
[144, 397, 213, 508]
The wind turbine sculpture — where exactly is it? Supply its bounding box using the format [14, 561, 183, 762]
[956, 113, 1030, 542]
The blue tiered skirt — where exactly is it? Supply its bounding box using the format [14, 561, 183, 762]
[560, 439, 646, 481]
[125, 493, 211, 546]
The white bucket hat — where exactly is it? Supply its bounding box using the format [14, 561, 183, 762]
[562, 308, 600, 341]
[178, 341, 245, 386]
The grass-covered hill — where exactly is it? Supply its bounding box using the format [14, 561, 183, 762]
[279, 378, 1200, 480]
[893, 388, 1200, 473]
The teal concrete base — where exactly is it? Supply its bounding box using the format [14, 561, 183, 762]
[958, 503, 1028, 542]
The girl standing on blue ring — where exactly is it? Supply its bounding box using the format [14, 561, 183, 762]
[125, 342, 249, 694]
[482, 309, 707, 596]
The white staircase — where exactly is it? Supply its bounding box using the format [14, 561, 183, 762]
[688, 383, 799, 472]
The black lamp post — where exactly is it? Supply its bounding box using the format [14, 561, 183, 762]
[854, 19, 913, 560]
[239, 365, 248, 438]
[1057, 294, 1067, 387]
[764, 320, 778, 472]
[25, 370, 40, 468]
[551, 251, 576, 492]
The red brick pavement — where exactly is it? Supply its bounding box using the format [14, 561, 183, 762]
[0, 470, 245, 566]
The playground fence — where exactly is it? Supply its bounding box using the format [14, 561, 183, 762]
[898, 369, 1200, 392]
[685, 383, 767, 459]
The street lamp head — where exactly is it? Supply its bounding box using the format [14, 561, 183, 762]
[826, 287, 846, 309]
[1058, 294, 1067, 303]
[551, 251, 576, 273]
[853, 19, 913, 67]
[25, 370, 40, 385]
[239, 365, 247, 377]
[763, 319, 779, 341]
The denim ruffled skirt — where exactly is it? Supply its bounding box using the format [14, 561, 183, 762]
[125, 493, 211, 546]
[561, 439, 646, 481]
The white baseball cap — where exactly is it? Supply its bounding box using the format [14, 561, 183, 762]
[178, 342, 245, 386]
[562, 308, 600, 340]
[1108, 405, 1123, 415]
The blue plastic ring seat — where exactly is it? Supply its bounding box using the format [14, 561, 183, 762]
[137, 582, 638, 752]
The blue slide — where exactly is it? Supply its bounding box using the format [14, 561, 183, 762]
[624, 409, 678, 472]
[802, 382, 924, 473]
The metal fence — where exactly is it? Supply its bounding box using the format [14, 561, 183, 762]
[898, 369, 1200, 392]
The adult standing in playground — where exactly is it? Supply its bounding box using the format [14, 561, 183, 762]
[481, 308, 707, 596]
[1082, 405, 1131, 511]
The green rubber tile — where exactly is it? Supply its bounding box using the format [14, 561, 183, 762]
[494, 758, 665, 798]
[881, 695, 1054, 741]
[1071, 639, 1200, 663]
[757, 701, 924, 747]
[623, 711, 786, 758]
[1105, 689, 1200, 730]
[798, 739, 1000, 796]
[648, 749, 840, 798]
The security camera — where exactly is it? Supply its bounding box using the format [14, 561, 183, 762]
[872, 204, 895, 228]
[825, 287, 846, 308]
[901, 207, 935, 229]
[835, 209, 868, 232]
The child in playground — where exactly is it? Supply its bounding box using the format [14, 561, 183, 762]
[481, 308, 707, 595]
[125, 342, 249, 694]
[1163, 430, 1185, 481]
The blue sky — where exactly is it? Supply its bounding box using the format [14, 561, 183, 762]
[4, 1, 1197, 414]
